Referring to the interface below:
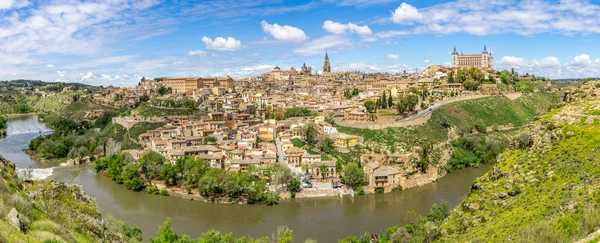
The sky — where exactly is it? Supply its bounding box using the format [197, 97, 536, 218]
[1, 0, 600, 87]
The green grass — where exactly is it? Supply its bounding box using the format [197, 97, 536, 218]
[133, 103, 196, 117]
[337, 92, 561, 151]
[64, 102, 89, 112]
[128, 122, 166, 138]
[291, 138, 306, 147]
[439, 123, 600, 242]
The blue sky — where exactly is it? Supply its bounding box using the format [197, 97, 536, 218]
[1, 0, 600, 86]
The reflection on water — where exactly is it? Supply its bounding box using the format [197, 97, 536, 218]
[0, 115, 491, 242]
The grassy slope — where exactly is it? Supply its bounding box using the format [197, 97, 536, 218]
[0, 157, 140, 242]
[132, 103, 197, 117]
[129, 122, 167, 138]
[337, 93, 561, 150]
[438, 123, 600, 242]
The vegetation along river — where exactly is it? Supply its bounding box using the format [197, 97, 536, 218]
[0, 115, 491, 242]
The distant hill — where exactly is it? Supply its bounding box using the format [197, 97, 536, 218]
[0, 79, 92, 88]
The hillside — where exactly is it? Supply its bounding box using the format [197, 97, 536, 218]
[0, 156, 141, 243]
[337, 92, 561, 152]
[437, 82, 600, 242]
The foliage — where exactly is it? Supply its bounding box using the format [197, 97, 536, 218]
[128, 122, 166, 139]
[439, 123, 600, 242]
[337, 93, 560, 152]
[364, 100, 376, 113]
[445, 134, 508, 172]
[341, 162, 365, 189]
[303, 122, 318, 144]
[284, 107, 314, 118]
[287, 178, 300, 198]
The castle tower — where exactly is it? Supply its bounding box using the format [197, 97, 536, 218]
[323, 51, 331, 73]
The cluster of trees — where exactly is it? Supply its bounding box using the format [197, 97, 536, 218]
[157, 86, 172, 95]
[396, 94, 419, 115]
[28, 111, 130, 160]
[270, 107, 315, 120]
[363, 91, 394, 113]
[340, 201, 450, 243]
[445, 136, 506, 172]
[343, 88, 360, 99]
[150, 218, 296, 243]
[95, 152, 284, 205]
[0, 114, 6, 137]
[149, 97, 198, 109]
[448, 67, 495, 90]
[341, 162, 365, 190]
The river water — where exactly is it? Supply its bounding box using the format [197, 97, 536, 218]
[0, 115, 491, 242]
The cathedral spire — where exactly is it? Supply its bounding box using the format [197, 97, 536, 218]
[323, 50, 331, 73]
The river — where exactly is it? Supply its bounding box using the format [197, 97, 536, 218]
[0, 115, 491, 242]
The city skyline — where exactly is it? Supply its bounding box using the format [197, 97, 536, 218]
[1, 0, 600, 86]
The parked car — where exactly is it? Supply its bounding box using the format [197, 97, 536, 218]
[302, 182, 313, 188]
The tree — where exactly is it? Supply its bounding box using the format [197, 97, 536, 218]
[406, 95, 419, 111]
[341, 162, 365, 189]
[324, 112, 336, 125]
[270, 163, 293, 190]
[364, 100, 377, 113]
[122, 163, 144, 191]
[224, 172, 254, 198]
[319, 164, 328, 180]
[139, 151, 166, 180]
[150, 218, 181, 243]
[511, 67, 515, 75]
[287, 178, 300, 198]
[303, 122, 318, 144]
[198, 168, 223, 197]
[316, 134, 334, 153]
[447, 71, 455, 83]
[397, 101, 407, 115]
[382, 92, 388, 109]
[159, 164, 179, 186]
[500, 72, 510, 85]
[416, 143, 433, 173]
[387, 90, 393, 108]
[178, 157, 209, 189]
[202, 136, 217, 145]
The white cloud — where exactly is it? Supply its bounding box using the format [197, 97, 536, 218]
[387, 54, 400, 60]
[81, 72, 95, 81]
[572, 54, 591, 66]
[384, 0, 600, 37]
[596, 58, 600, 64]
[391, 2, 422, 24]
[292, 35, 353, 56]
[423, 59, 430, 64]
[46, 64, 54, 68]
[322, 20, 372, 35]
[497, 55, 600, 79]
[261, 21, 307, 42]
[201, 36, 242, 51]
[187, 50, 207, 56]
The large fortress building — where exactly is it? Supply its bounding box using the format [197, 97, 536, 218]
[451, 46, 494, 69]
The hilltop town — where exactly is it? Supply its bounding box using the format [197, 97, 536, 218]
[0, 47, 561, 200]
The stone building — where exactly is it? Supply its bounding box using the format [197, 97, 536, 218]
[451, 46, 494, 69]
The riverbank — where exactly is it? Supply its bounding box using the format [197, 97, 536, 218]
[1, 117, 493, 242]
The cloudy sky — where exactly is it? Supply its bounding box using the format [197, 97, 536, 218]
[1, 0, 600, 86]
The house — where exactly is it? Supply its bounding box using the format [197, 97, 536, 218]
[308, 161, 337, 179]
[286, 147, 304, 167]
[345, 110, 368, 122]
[364, 162, 401, 193]
[334, 133, 359, 148]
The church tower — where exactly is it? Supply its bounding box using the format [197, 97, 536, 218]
[323, 51, 331, 73]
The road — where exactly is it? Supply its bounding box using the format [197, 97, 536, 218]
[337, 94, 489, 129]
